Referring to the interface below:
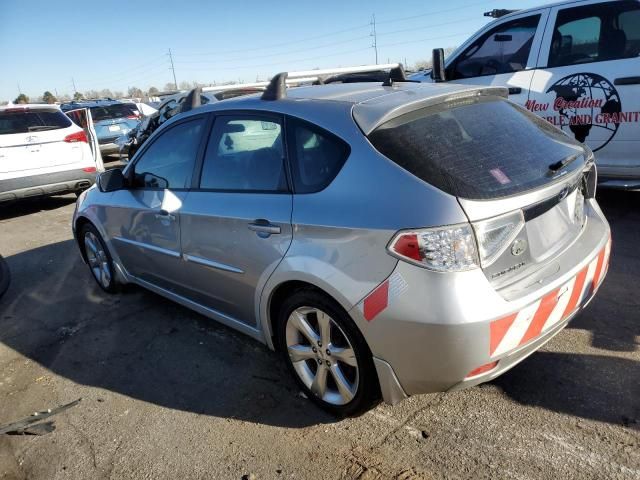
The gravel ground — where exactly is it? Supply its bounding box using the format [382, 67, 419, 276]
[0, 190, 638, 480]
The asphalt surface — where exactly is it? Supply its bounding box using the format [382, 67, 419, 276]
[0, 189, 638, 480]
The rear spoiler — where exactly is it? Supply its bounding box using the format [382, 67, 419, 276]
[353, 86, 509, 135]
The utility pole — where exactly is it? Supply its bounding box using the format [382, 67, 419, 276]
[17, 82, 22, 94]
[168, 49, 178, 89]
[71, 77, 77, 93]
[370, 14, 378, 65]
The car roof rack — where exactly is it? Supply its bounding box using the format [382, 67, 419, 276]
[484, 9, 519, 18]
[261, 63, 408, 101]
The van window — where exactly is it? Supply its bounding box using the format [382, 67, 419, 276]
[450, 15, 540, 80]
[368, 97, 585, 200]
[548, 1, 640, 67]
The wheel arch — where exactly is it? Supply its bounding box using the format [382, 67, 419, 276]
[262, 276, 357, 352]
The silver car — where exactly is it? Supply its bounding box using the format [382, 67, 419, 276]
[72, 75, 611, 415]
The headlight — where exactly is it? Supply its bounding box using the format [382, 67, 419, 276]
[388, 224, 479, 272]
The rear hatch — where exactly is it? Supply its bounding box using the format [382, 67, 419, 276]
[90, 104, 140, 144]
[367, 95, 596, 298]
[0, 107, 85, 174]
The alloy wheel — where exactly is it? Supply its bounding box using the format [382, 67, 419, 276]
[84, 231, 111, 289]
[285, 306, 359, 405]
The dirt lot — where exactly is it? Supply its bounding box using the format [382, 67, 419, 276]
[0, 190, 638, 480]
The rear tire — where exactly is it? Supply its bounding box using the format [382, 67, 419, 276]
[0, 254, 10, 299]
[277, 289, 379, 416]
[80, 223, 118, 293]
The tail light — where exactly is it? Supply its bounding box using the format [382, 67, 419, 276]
[126, 115, 139, 119]
[472, 210, 524, 268]
[64, 131, 88, 143]
[82, 167, 96, 173]
[388, 224, 479, 272]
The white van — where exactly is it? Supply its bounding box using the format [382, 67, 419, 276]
[411, 0, 640, 189]
[0, 105, 104, 203]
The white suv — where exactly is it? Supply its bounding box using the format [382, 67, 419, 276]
[412, 0, 640, 189]
[0, 104, 102, 203]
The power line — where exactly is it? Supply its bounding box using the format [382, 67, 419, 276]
[376, 0, 495, 25]
[177, 45, 372, 73]
[377, 17, 478, 37]
[377, 31, 471, 49]
[174, 34, 371, 66]
[176, 23, 371, 58]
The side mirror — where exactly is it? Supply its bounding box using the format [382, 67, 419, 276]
[431, 48, 446, 83]
[97, 168, 126, 192]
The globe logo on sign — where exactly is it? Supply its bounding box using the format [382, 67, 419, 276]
[546, 72, 621, 151]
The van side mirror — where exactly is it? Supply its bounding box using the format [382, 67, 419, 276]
[97, 168, 126, 192]
[431, 48, 446, 83]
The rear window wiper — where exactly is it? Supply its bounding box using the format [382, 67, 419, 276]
[548, 153, 580, 172]
[28, 125, 60, 131]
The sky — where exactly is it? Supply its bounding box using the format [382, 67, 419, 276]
[0, 0, 545, 102]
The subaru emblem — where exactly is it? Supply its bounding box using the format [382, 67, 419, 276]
[558, 186, 570, 201]
[511, 239, 527, 256]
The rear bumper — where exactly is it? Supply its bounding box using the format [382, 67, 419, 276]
[352, 200, 611, 403]
[0, 169, 96, 203]
[99, 143, 121, 155]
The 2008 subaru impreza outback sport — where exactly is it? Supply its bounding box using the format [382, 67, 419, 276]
[73, 68, 611, 416]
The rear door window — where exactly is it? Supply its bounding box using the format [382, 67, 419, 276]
[199, 116, 287, 192]
[0, 109, 71, 134]
[368, 97, 585, 200]
[287, 118, 350, 193]
[89, 104, 138, 122]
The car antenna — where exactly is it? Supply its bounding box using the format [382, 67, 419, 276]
[262, 73, 288, 101]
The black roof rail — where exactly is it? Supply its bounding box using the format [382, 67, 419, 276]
[261, 63, 409, 101]
[181, 87, 202, 113]
[261, 73, 288, 101]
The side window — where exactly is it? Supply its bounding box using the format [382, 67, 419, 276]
[199, 116, 286, 192]
[133, 117, 205, 189]
[451, 15, 541, 79]
[288, 119, 350, 193]
[548, 1, 640, 67]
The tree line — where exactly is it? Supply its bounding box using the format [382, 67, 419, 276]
[11, 81, 204, 105]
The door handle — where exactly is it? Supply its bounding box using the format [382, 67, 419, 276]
[508, 87, 522, 95]
[154, 209, 176, 221]
[248, 220, 281, 235]
[614, 76, 640, 86]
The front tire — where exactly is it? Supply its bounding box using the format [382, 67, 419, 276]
[277, 289, 379, 416]
[81, 223, 118, 293]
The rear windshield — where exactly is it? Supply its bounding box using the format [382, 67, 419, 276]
[89, 104, 138, 122]
[0, 109, 72, 135]
[368, 97, 585, 199]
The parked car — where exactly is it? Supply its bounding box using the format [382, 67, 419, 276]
[73, 67, 611, 416]
[411, 0, 640, 190]
[0, 104, 100, 203]
[61, 100, 141, 157]
[119, 86, 266, 158]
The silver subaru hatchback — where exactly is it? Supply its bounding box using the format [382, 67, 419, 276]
[73, 76, 611, 415]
